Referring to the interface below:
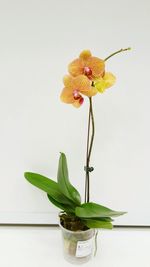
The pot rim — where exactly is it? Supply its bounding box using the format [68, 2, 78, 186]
[59, 219, 95, 234]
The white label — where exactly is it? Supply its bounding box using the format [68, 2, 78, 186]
[76, 237, 94, 258]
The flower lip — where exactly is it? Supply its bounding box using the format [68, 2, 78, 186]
[73, 89, 81, 100]
[73, 90, 84, 106]
[79, 97, 84, 105]
[83, 66, 92, 76]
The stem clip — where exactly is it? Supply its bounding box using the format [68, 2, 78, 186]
[84, 166, 94, 172]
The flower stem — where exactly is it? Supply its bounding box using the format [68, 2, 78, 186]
[84, 48, 131, 202]
[84, 104, 91, 203]
[84, 97, 95, 203]
[104, 47, 131, 62]
[88, 97, 95, 163]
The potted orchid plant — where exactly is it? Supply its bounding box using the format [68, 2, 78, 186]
[24, 47, 130, 264]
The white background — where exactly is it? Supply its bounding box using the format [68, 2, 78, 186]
[1, 227, 150, 267]
[0, 0, 150, 225]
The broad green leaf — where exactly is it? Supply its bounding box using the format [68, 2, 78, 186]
[57, 153, 81, 206]
[75, 202, 126, 218]
[88, 217, 114, 222]
[83, 219, 113, 229]
[47, 194, 75, 213]
[24, 172, 76, 206]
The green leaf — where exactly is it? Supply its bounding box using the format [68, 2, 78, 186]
[57, 153, 81, 206]
[75, 202, 126, 218]
[47, 194, 75, 213]
[83, 219, 113, 229]
[89, 217, 114, 222]
[24, 172, 76, 206]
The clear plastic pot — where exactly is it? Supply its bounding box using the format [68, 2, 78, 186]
[60, 223, 96, 264]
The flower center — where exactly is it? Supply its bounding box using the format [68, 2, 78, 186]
[83, 66, 92, 76]
[73, 90, 81, 100]
[73, 90, 84, 105]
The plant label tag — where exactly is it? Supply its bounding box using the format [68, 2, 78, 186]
[76, 237, 94, 257]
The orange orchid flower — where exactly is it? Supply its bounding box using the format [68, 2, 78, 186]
[60, 75, 97, 108]
[68, 50, 105, 80]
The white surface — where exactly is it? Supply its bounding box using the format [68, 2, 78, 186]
[0, 0, 150, 225]
[0, 226, 150, 267]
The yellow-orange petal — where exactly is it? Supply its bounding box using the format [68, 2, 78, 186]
[94, 72, 116, 93]
[86, 57, 105, 78]
[102, 72, 116, 88]
[60, 87, 74, 104]
[73, 75, 91, 92]
[72, 100, 82, 108]
[81, 86, 98, 97]
[68, 58, 84, 77]
[79, 50, 92, 60]
[63, 75, 73, 87]
[94, 79, 106, 93]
